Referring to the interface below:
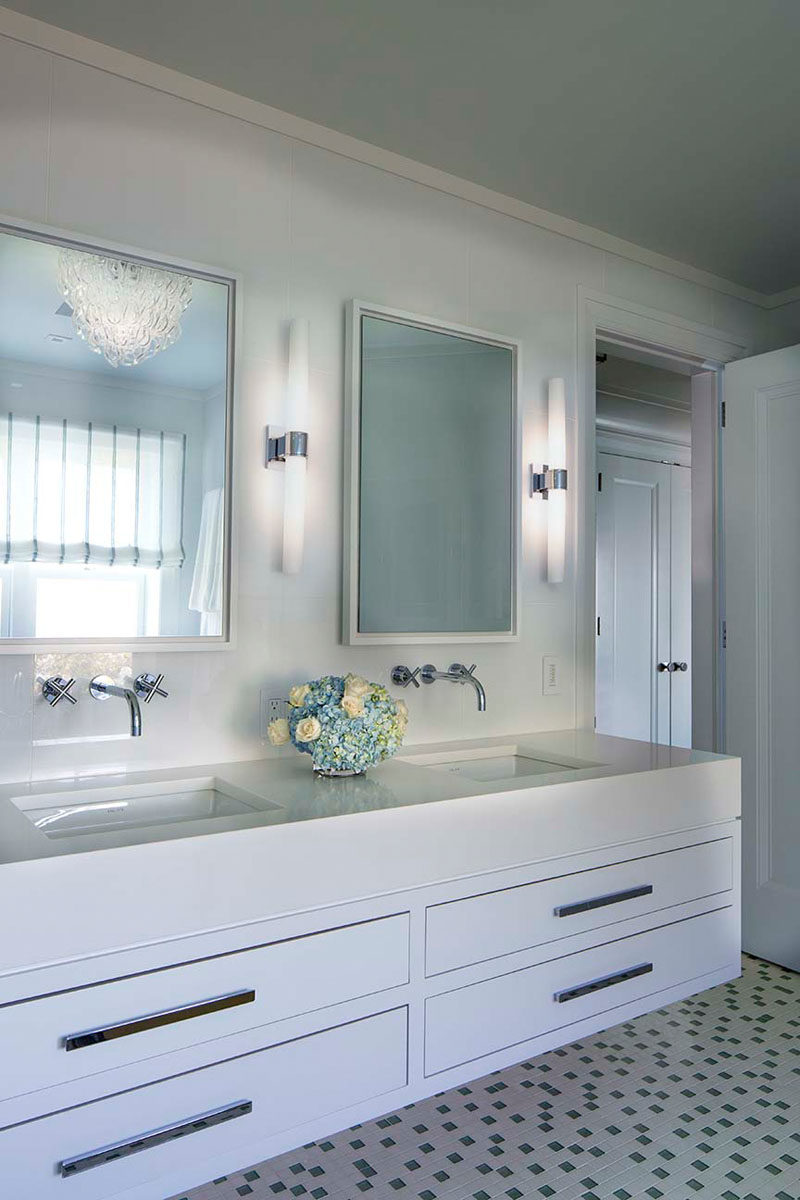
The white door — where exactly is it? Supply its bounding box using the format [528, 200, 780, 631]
[669, 462, 692, 747]
[596, 454, 691, 746]
[724, 344, 800, 970]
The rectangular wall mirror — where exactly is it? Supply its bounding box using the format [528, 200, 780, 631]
[0, 221, 234, 648]
[344, 302, 519, 644]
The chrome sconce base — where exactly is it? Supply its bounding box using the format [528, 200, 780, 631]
[530, 463, 568, 499]
[265, 426, 309, 467]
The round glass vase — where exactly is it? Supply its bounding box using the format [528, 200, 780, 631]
[313, 766, 366, 778]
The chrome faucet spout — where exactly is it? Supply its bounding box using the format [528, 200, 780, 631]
[89, 676, 143, 737]
[449, 663, 487, 711]
[419, 662, 487, 711]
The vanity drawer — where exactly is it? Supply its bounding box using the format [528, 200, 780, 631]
[0, 1006, 408, 1199]
[425, 905, 737, 1075]
[425, 838, 732, 975]
[0, 913, 409, 1103]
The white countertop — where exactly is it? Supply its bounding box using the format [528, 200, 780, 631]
[0, 729, 730, 867]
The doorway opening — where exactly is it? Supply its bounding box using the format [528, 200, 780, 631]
[593, 339, 722, 751]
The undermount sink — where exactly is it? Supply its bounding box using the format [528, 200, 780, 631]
[12, 776, 279, 839]
[401, 745, 579, 783]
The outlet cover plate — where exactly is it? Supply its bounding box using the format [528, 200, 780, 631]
[260, 692, 289, 738]
[542, 656, 561, 696]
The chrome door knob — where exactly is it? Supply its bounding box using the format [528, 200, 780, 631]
[672, 661, 688, 672]
[657, 662, 672, 673]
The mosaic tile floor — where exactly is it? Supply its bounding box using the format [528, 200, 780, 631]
[174, 957, 800, 1200]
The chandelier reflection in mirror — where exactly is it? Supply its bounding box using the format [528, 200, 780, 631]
[57, 249, 193, 368]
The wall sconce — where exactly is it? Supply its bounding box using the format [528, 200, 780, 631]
[530, 377, 568, 584]
[266, 318, 309, 575]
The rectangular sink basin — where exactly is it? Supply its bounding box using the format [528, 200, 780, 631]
[12, 776, 279, 839]
[402, 745, 579, 783]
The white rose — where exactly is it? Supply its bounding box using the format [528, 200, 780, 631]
[395, 699, 408, 726]
[342, 694, 364, 718]
[289, 683, 311, 708]
[296, 716, 322, 742]
[267, 717, 290, 746]
[344, 674, 372, 700]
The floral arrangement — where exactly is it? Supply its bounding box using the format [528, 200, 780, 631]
[267, 674, 408, 775]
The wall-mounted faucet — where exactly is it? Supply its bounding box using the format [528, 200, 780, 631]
[391, 662, 486, 711]
[88, 672, 169, 736]
[90, 676, 143, 737]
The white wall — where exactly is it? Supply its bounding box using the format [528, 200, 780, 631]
[0, 27, 796, 782]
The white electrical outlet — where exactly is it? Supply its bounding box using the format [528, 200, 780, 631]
[260, 691, 289, 738]
[542, 656, 561, 696]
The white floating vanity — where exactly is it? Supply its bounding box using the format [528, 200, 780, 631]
[0, 731, 741, 1200]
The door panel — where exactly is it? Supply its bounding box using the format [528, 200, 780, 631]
[724, 344, 800, 970]
[596, 454, 671, 743]
[670, 464, 692, 748]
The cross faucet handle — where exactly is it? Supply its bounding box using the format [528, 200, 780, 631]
[42, 676, 77, 707]
[449, 662, 477, 678]
[390, 665, 421, 689]
[134, 672, 168, 703]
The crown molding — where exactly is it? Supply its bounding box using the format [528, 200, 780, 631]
[0, 5, 796, 310]
[762, 284, 800, 309]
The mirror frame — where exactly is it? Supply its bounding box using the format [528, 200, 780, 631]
[343, 300, 521, 645]
[0, 214, 238, 653]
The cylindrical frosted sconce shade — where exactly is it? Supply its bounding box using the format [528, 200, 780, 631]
[286, 318, 309, 431]
[547, 378, 567, 584]
[530, 379, 568, 583]
[282, 454, 307, 575]
[265, 319, 310, 575]
[282, 318, 309, 575]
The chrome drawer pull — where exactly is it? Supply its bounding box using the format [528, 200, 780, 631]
[59, 1100, 252, 1177]
[554, 961, 653, 1004]
[554, 883, 653, 918]
[63, 988, 256, 1051]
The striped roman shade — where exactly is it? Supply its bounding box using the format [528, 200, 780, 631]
[0, 412, 187, 568]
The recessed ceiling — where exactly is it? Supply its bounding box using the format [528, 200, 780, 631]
[6, 0, 800, 293]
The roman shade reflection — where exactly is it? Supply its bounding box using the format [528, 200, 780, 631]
[0, 412, 186, 568]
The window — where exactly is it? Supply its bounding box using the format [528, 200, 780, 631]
[1, 563, 162, 639]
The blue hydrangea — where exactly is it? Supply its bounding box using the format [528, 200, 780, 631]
[287, 674, 406, 774]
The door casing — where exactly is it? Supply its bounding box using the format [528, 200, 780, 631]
[577, 287, 749, 747]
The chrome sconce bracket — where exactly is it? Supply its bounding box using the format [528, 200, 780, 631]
[266, 425, 309, 467]
[530, 463, 568, 500]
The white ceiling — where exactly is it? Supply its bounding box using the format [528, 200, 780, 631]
[0, 229, 229, 392]
[5, 0, 800, 294]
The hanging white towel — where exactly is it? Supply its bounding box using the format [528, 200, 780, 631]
[189, 488, 224, 635]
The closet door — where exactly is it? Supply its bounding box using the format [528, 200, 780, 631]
[596, 454, 672, 744]
[596, 454, 691, 746]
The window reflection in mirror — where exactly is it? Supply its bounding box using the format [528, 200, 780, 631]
[0, 225, 232, 642]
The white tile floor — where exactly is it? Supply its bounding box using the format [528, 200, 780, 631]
[174, 957, 800, 1200]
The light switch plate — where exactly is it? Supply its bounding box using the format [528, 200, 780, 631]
[542, 656, 561, 696]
